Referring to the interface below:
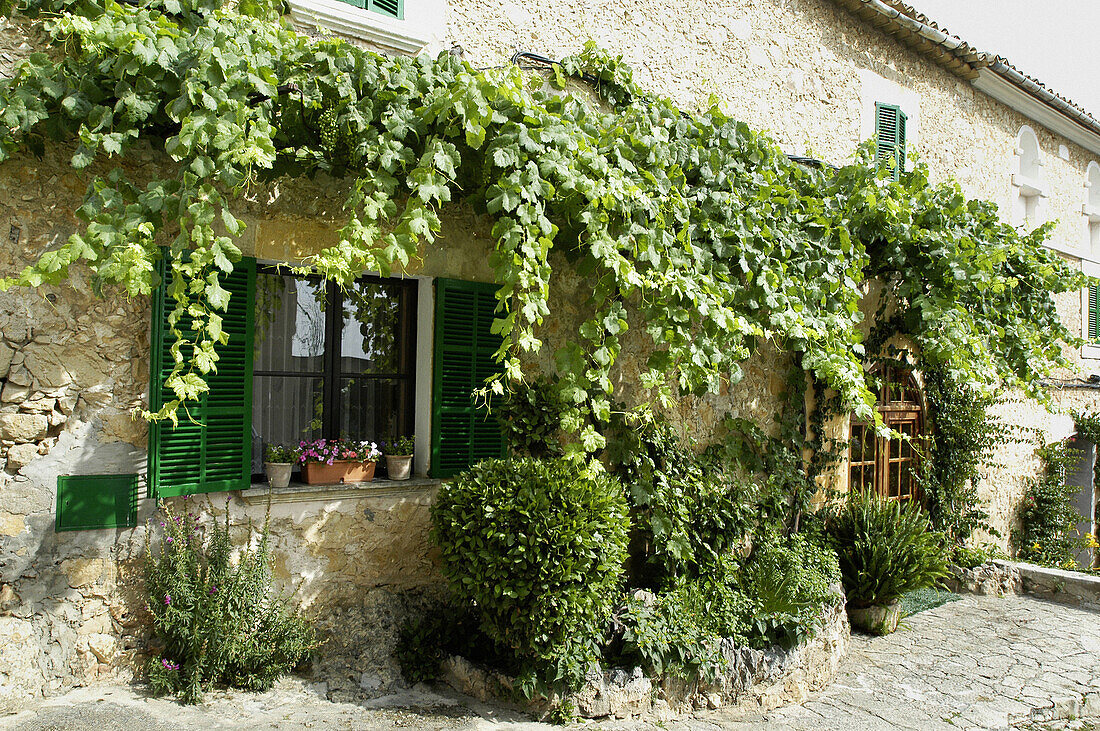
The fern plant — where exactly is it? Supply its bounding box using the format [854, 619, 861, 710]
[827, 491, 949, 608]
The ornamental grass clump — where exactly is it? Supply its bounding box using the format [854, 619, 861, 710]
[430, 457, 630, 696]
[827, 490, 949, 609]
[143, 502, 316, 703]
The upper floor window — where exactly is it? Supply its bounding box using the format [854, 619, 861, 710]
[875, 102, 907, 181]
[1085, 162, 1100, 258]
[337, 0, 401, 19]
[1012, 126, 1047, 226]
[287, 0, 446, 55]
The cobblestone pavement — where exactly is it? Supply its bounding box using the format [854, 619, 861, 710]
[1, 594, 1098, 730]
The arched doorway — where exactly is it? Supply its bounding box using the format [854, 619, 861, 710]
[849, 365, 926, 501]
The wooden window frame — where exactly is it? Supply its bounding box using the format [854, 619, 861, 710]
[849, 366, 926, 502]
[252, 266, 417, 463]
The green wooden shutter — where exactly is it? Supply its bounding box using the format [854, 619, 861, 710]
[148, 257, 255, 498]
[56, 474, 139, 531]
[430, 278, 505, 478]
[875, 102, 906, 181]
[334, 0, 402, 19]
[1090, 284, 1100, 343]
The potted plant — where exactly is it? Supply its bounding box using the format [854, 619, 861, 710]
[382, 435, 416, 480]
[827, 490, 949, 635]
[263, 443, 298, 488]
[298, 438, 381, 485]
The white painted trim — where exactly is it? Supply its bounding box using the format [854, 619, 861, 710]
[288, 0, 446, 55]
[1011, 173, 1047, 198]
[414, 276, 433, 478]
[973, 70, 1100, 158]
[1084, 204, 1100, 223]
[858, 69, 921, 152]
[1046, 238, 1086, 260]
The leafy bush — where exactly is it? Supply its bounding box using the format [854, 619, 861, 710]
[495, 377, 568, 458]
[609, 420, 766, 584]
[827, 491, 949, 608]
[920, 367, 1007, 545]
[430, 458, 630, 693]
[1013, 440, 1088, 569]
[741, 532, 841, 647]
[615, 578, 744, 682]
[143, 503, 316, 703]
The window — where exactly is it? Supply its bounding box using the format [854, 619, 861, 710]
[335, 0, 402, 20]
[1089, 285, 1100, 345]
[849, 365, 925, 502]
[251, 267, 417, 476]
[875, 102, 907, 181]
[286, 0, 446, 56]
[1085, 162, 1100, 258]
[149, 258, 501, 494]
[1012, 126, 1046, 226]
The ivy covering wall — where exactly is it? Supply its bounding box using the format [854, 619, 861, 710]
[0, 0, 1089, 447]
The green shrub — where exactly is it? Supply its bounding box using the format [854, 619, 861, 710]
[741, 532, 841, 647]
[143, 502, 316, 703]
[495, 377, 567, 458]
[430, 457, 630, 694]
[1013, 440, 1089, 569]
[616, 580, 742, 682]
[919, 367, 1006, 545]
[827, 491, 949, 608]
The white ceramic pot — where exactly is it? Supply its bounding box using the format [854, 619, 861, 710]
[385, 454, 413, 481]
[264, 462, 294, 488]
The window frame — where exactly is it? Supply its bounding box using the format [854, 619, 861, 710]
[251, 264, 418, 453]
[848, 365, 927, 502]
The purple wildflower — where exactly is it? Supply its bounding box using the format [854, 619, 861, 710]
[161, 658, 180, 671]
[164, 594, 171, 606]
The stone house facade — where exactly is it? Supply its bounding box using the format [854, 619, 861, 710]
[1, 0, 1099, 713]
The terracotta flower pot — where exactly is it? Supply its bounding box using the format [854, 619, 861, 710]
[847, 602, 902, 635]
[264, 462, 294, 488]
[385, 454, 413, 481]
[301, 460, 376, 485]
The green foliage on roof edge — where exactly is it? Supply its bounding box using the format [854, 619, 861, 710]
[0, 0, 1088, 446]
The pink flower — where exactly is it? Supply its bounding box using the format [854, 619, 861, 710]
[164, 594, 171, 606]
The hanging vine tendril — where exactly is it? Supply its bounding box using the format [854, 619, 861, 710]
[0, 0, 1088, 445]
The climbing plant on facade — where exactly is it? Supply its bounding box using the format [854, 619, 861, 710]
[0, 0, 1088, 440]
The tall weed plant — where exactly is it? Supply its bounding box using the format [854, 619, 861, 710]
[143, 501, 316, 703]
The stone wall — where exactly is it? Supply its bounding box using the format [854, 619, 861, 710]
[4, 0, 1100, 714]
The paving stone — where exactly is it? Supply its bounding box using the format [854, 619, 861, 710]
[1, 595, 1097, 730]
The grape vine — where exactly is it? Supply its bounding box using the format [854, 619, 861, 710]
[0, 0, 1088, 444]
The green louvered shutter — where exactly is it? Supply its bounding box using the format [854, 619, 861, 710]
[875, 102, 907, 181]
[430, 278, 505, 478]
[334, 0, 402, 19]
[1090, 285, 1100, 343]
[148, 257, 255, 498]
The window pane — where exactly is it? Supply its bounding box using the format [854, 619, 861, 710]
[338, 377, 413, 444]
[255, 272, 326, 373]
[340, 279, 414, 376]
[251, 375, 323, 472]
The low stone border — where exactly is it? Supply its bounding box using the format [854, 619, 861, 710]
[945, 560, 1022, 597]
[996, 559, 1100, 611]
[441, 590, 850, 721]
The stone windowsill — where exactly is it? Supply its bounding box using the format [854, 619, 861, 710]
[239, 476, 440, 505]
